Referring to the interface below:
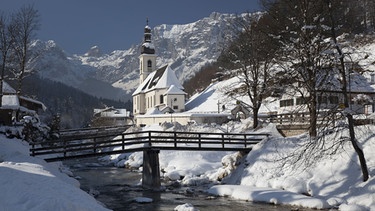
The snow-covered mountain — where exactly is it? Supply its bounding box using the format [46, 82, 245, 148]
[30, 12, 259, 101]
[29, 40, 127, 101]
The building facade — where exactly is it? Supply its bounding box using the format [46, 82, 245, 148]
[132, 21, 186, 116]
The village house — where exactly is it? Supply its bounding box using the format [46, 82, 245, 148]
[92, 107, 132, 127]
[0, 81, 46, 125]
[276, 71, 375, 115]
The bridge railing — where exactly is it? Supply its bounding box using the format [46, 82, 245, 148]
[30, 130, 269, 162]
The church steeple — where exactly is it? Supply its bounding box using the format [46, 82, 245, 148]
[141, 18, 155, 54]
[139, 18, 157, 84]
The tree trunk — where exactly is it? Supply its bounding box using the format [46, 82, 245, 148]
[309, 93, 317, 138]
[326, 0, 369, 182]
[347, 113, 369, 181]
[253, 107, 259, 129]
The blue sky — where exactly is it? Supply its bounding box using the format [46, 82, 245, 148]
[3, 0, 261, 54]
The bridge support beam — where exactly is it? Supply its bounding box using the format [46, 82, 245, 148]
[142, 149, 161, 189]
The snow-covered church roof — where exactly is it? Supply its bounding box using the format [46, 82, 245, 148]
[164, 85, 186, 95]
[133, 65, 184, 96]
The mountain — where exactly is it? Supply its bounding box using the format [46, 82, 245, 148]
[29, 40, 127, 102]
[30, 12, 259, 102]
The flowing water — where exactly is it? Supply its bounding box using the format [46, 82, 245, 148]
[65, 159, 315, 211]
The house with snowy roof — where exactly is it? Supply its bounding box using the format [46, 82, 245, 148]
[91, 107, 132, 127]
[132, 21, 186, 117]
[0, 81, 46, 125]
[276, 71, 375, 115]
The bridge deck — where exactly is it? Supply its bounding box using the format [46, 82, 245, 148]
[30, 130, 269, 162]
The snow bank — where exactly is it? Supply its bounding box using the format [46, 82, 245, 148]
[0, 135, 109, 211]
[207, 185, 329, 209]
[231, 125, 375, 210]
[102, 121, 375, 210]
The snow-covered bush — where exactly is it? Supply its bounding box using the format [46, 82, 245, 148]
[21, 116, 51, 143]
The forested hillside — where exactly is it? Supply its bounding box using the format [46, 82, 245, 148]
[17, 75, 131, 128]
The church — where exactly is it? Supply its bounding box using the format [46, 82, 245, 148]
[132, 21, 186, 116]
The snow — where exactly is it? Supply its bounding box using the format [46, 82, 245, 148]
[0, 135, 109, 211]
[185, 80, 236, 114]
[174, 203, 199, 211]
[142, 42, 155, 49]
[1, 95, 19, 108]
[5, 36, 375, 209]
[2, 81, 17, 94]
[2, 86, 375, 211]
[103, 122, 375, 210]
[154, 65, 184, 90]
[207, 185, 329, 209]
[4, 73, 375, 210]
[165, 84, 186, 95]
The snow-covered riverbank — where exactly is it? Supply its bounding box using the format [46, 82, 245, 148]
[104, 121, 375, 210]
[0, 119, 374, 210]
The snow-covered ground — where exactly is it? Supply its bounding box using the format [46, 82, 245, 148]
[3, 39, 375, 210]
[2, 71, 375, 210]
[0, 134, 110, 211]
[2, 120, 374, 210]
[103, 120, 375, 210]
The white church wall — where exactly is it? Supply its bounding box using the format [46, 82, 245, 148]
[165, 94, 185, 112]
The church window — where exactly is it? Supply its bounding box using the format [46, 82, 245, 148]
[160, 95, 164, 104]
[147, 60, 152, 70]
[173, 105, 178, 110]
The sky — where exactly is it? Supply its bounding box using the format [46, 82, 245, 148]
[2, 0, 261, 55]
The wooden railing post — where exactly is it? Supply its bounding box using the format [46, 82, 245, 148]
[174, 132, 177, 148]
[221, 134, 225, 148]
[31, 143, 35, 156]
[198, 134, 201, 148]
[244, 134, 247, 148]
[148, 131, 152, 147]
[122, 134, 125, 150]
[93, 138, 97, 153]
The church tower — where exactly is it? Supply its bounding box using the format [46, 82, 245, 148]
[139, 19, 157, 84]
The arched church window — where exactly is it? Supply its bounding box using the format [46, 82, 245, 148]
[147, 60, 152, 68]
[160, 95, 164, 104]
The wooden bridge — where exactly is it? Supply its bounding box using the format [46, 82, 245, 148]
[30, 130, 269, 189]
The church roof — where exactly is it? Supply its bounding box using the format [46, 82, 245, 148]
[164, 85, 186, 95]
[133, 65, 184, 96]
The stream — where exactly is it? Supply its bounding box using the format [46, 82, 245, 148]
[65, 158, 315, 211]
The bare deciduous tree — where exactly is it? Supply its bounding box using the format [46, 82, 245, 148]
[325, 0, 369, 182]
[219, 13, 277, 128]
[0, 13, 13, 106]
[8, 4, 40, 95]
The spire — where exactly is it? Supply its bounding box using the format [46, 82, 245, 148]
[141, 18, 155, 54]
